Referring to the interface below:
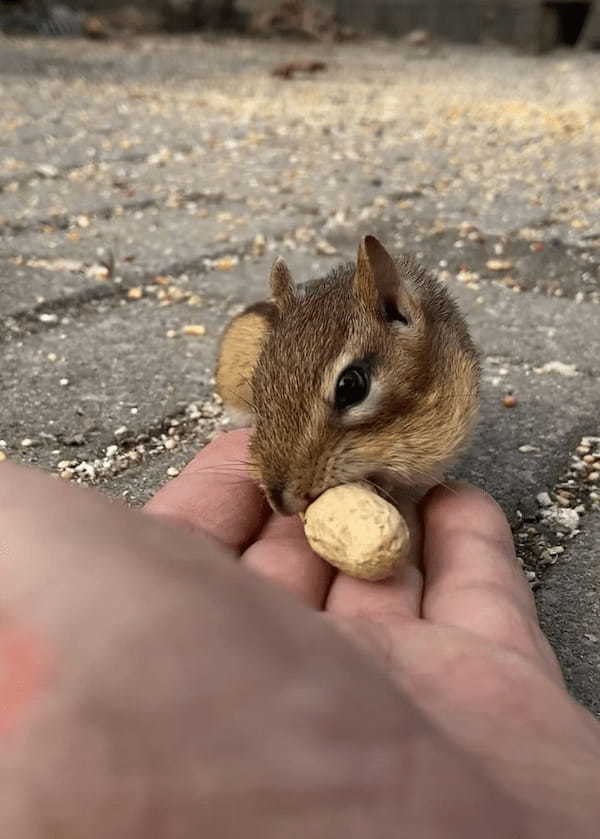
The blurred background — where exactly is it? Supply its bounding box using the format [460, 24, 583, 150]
[0, 1, 599, 713]
[0, 0, 599, 48]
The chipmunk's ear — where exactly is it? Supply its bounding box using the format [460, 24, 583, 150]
[355, 235, 412, 324]
[269, 257, 296, 312]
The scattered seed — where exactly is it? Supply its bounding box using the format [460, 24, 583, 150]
[252, 234, 267, 256]
[316, 239, 337, 255]
[536, 492, 552, 507]
[182, 324, 206, 336]
[457, 269, 480, 284]
[536, 361, 578, 377]
[214, 256, 238, 271]
[35, 163, 59, 179]
[486, 259, 513, 271]
[546, 507, 580, 531]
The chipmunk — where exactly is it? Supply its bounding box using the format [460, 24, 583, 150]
[215, 235, 479, 518]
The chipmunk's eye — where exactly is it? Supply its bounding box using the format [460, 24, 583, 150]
[335, 365, 370, 410]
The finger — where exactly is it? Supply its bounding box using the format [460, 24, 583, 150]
[144, 429, 268, 553]
[323, 489, 423, 626]
[421, 483, 561, 674]
[242, 512, 335, 609]
[322, 563, 423, 677]
[326, 561, 423, 625]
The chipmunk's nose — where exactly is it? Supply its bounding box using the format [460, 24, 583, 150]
[267, 484, 311, 516]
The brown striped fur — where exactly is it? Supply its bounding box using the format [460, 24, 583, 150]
[215, 236, 480, 514]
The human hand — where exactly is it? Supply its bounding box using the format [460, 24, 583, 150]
[147, 428, 600, 835]
[1, 430, 599, 838]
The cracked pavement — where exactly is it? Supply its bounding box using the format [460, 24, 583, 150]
[1, 34, 599, 714]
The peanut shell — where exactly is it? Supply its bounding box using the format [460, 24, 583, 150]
[303, 483, 410, 581]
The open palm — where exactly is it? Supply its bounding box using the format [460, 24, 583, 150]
[146, 430, 597, 809]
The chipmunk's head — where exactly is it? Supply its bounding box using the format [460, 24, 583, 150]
[246, 235, 480, 515]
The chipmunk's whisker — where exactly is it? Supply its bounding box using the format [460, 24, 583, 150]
[361, 477, 397, 507]
[185, 464, 255, 478]
[195, 453, 257, 469]
[186, 468, 257, 485]
[434, 478, 459, 495]
[221, 457, 254, 468]
[414, 468, 459, 496]
[237, 377, 258, 413]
